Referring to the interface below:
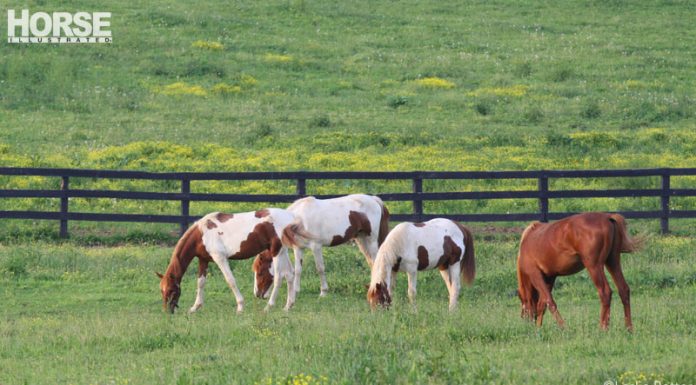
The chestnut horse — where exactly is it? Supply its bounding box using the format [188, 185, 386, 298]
[284, 194, 389, 297]
[516, 212, 639, 330]
[367, 218, 475, 311]
[157, 208, 311, 313]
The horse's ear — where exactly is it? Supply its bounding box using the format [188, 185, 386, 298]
[155, 272, 164, 279]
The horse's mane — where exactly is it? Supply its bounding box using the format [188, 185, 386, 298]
[369, 234, 399, 289]
[165, 222, 201, 279]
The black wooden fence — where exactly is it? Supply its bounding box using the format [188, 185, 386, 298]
[1, 167, 695, 237]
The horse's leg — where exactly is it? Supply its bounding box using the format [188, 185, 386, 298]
[447, 264, 462, 311]
[535, 275, 556, 327]
[388, 270, 396, 297]
[212, 255, 245, 313]
[587, 264, 613, 330]
[188, 259, 209, 313]
[280, 248, 296, 311]
[528, 269, 564, 328]
[311, 243, 329, 297]
[606, 254, 632, 331]
[439, 269, 452, 292]
[265, 249, 295, 311]
[355, 236, 377, 268]
[406, 271, 417, 306]
[292, 246, 304, 294]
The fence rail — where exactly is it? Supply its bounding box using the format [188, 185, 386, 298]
[1, 167, 695, 237]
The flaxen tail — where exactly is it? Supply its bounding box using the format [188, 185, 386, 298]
[454, 222, 476, 285]
[281, 221, 314, 248]
[608, 213, 641, 254]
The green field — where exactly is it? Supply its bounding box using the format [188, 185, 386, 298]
[1, 0, 696, 384]
[1, 234, 695, 384]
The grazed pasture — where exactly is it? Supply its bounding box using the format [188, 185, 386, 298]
[1, 0, 696, 383]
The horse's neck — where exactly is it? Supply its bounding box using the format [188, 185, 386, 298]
[165, 242, 196, 281]
[371, 250, 392, 286]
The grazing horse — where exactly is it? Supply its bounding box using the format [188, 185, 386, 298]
[516, 212, 639, 331]
[367, 218, 475, 311]
[284, 194, 389, 297]
[157, 208, 311, 313]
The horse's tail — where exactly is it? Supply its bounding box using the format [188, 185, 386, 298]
[608, 213, 642, 254]
[375, 197, 390, 246]
[454, 222, 476, 285]
[281, 221, 315, 248]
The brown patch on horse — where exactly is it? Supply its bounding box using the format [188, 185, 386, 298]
[417, 246, 429, 270]
[413, 222, 426, 227]
[450, 220, 476, 285]
[216, 212, 234, 222]
[253, 251, 274, 298]
[230, 222, 282, 260]
[437, 235, 462, 270]
[160, 225, 213, 312]
[330, 210, 372, 246]
[206, 219, 217, 229]
[255, 209, 270, 218]
[367, 282, 392, 309]
[392, 256, 402, 272]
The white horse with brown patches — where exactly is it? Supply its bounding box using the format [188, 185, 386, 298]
[367, 218, 476, 311]
[284, 194, 389, 297]
[157, 208, 311, 313]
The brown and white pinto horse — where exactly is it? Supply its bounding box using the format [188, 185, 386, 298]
[284, 194, 389, 296]
[157, 208, 311, 313]
[367, 218, 475, 311]
[516, 212, 639, 331]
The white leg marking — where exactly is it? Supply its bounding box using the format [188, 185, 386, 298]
[292, 246, 303, 294]
[439, 269, 452, 294]
[407, 271, 417, 304]
[189, 274, 207, 313]
[448, 264, 462, 311]
[312, 244, 329, 296]
[355, 237, 376, 268]
[212, 255, 245, 313]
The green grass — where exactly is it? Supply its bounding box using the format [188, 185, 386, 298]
[1, 1, 695, 237]
[2, 0, 696, 383]
[1, 233, 695, 384]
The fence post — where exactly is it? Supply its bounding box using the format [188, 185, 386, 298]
[661, 171, 670, 234]
[180, 178, 190, 236]
[413, 176, 423, 222]
[538, 173, 549, 223]
[60, 176, 69, 238]
[296, 177, 306, 197]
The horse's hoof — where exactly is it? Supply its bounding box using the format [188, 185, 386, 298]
[319, 291, 328, 297]
[263, 305, 272, 313]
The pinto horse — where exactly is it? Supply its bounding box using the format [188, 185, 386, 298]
[157, 208, 311, 313]
[283, 194, 389, 297]
[367, 218, 475, 311]
[516, 212, 639, 330]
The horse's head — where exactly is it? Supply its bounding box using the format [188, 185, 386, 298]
[252, 251, 274, 299]
[156, 272, 181, 313]
[367, 282, 391, 309]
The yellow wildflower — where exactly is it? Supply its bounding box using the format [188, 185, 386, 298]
[191, 40, 224, 50]
[414, 76, 455, 89]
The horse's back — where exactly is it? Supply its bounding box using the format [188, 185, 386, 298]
[287, 194, 384, 245]
[383, 219, 466, 271]
[519, 212, 617, 276]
